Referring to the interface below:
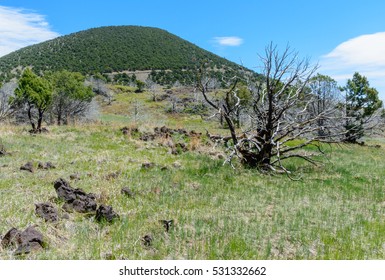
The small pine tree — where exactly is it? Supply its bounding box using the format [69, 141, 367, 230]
[343, 72, 383, 143]
[135, 80, 145, 93]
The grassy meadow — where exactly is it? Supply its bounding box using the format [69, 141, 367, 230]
[1, 88, 385, 260]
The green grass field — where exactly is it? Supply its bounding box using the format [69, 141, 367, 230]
[1, 120, 385, 260]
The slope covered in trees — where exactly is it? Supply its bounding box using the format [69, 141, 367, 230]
[0, 25, 242, 81]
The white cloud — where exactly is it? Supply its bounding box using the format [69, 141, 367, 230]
[213, 36, 244, 47]
[0, 5, 59, 57]
[319, 32, 385, 99]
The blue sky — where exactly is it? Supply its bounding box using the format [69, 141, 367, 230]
[1, 0, 385, 98]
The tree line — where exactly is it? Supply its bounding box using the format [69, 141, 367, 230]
[1, 44, 383, 174]
[0, 69, 95, 132]
[0, 26, 241, 82]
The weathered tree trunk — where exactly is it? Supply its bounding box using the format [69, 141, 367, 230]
[37, 109, 44, 132]
[235, 110, 241, 129]
[239, 134, 272, 169]
[223, 114, 238, 146]
[57, 114, 62, 125]
[27, 105, 36, 131]
[219, 114, 224, 127]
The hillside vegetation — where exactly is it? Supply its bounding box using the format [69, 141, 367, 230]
[1, 122, 385, 260]
[1, 85, 385, 259]
[0, 26, 241, 81]
[1, 25, 384, 260]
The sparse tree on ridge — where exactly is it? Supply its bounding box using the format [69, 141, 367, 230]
[135, 79, 145, 93]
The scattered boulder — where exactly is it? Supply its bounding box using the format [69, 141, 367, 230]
[68, 199, 95, 213]
[153, 126, 174, 138]
[159, 219, 174, 232]
[121, 127, 129, 135]
[35, 203, 58, 222]
[14, 226, 45, 255]
[54, 178, 97, 213]
[139, 133, 156, 142]
[160, 126, 170, 134]
[68, 189, 97, 213]
[1, 226, 45, 255]
[142, 234, 153, 246]
[120, 126, 139, 136]
[20, 161, 34, 173]
[69, 173, 80, 180]
[103, 253, 116, 260]
[121, 187, 134, 198]
[142, 162, 155, 169]
[127, 125, 202, 153]
[1, 228, 21, 248]
[105, 171, 121, 180]
[176, 128, 188, 136]
[54, 178, 76, 202]
[95, 205, 119, 223]
[189, 130, 202, 137]
[38, 161, 56, 170]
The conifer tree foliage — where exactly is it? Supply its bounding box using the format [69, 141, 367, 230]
[12, 68, 52, 132]
[10, 69, 95, 130]
[342, 72, 383, 143]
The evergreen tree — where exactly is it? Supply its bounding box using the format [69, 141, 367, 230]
[12, 68, 52, 132]
[342, 72, 382, 143]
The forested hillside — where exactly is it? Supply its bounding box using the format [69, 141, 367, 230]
[0, 26, 242, 81]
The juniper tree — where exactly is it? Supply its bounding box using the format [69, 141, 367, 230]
[342, 72, 382, 143]
[12, 68, 52, 132]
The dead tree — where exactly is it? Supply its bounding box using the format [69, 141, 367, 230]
[196, 62, 239, 147]
[0, 82, 17, 121]
[198, 44, 345, 172]
[145, 77, 159, 102]
[86, 76, 113, 105]
[307, 74, 342, 137]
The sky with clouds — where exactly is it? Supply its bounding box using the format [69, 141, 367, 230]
[1, 0, 385, 98]
[0, 5, 58, 56]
